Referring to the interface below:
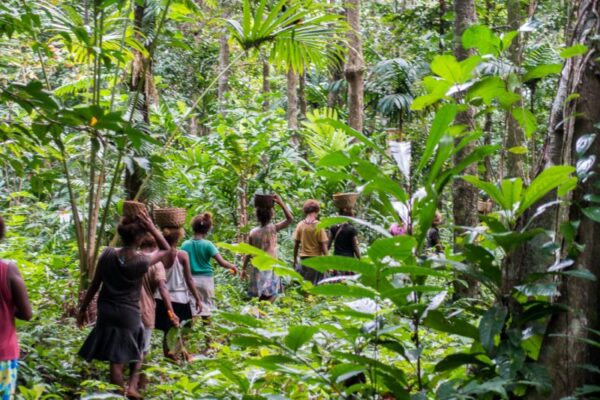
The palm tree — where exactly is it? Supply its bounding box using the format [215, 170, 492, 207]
[365, 57, 417, 134]
[225, 0, 345, 129]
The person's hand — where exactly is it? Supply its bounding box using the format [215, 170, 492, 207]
[228, 265, 238, 276]
[76, 309, 87, 328]
[195, 299, 202, 314]
[138, 209, 154, 231]
[273, 194, 283, 205]
[169, 311, 180, 328]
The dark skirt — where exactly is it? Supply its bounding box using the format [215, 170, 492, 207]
[297, 256, 324, 285]
[155, 300, 193, 332]
[78, 301, 144, 364]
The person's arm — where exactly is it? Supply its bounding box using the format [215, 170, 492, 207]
[242, 255, 250, 280]
[138, 211, 170, 264]
[214, 253, 237, 274]
[157, 279, 179, 327]
[274, 195, 293, 232]
[77, 256, 104, 327]
[179, 252, 202, 313]
[8, 262, 32, 321]
[319, 227, 329, 256]
[293, 240, 300, 268]
[352, 236, 361, 259]
[320, 241, 329, 256]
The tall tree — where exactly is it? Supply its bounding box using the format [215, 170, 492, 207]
[344, 0, 364, 132]
[452, 0, 479, 297]
[505, 0, 526, 180]
[536, 1, 600, 396]
[287, 69, 299, 130]
[217, 32, 230, 114]
[125, 1, 157, 201]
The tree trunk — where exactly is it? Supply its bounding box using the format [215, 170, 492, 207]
[536, 1, 600, 396]
[438, 0, 447, 51]
[299, 70, 308, 120]
[287, 68, 299, 130]
[125, 2, 156, 201]
[344, 0, 365, 132]
[262, 59, 270, 111]
[452, 0, 479, 298]
[505, 0, 527, 180]
[217, 32, 230, 114]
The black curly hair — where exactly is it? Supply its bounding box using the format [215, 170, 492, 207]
[117, 216, 147, 246]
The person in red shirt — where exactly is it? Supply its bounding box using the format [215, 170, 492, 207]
[0, 215, 32, 400]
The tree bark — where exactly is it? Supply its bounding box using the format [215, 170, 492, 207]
[505, 0, 527, 180]
[217, 31, 230, 114]
[299, 70, 308, 120]
[344, 0, 365, 132]
[287, 68, 299, 130]
[536, 1, 600, 396]
[452, 0, 479, 298]
[125, 2, 156, 201]
[262, 59, 270, 111]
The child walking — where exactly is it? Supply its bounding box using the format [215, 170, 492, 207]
[242, 194, 293, 302]
[181, 213, 237, 321]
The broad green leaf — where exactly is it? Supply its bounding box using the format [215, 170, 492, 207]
[519, 165, 576, 214]
[431, 55, 463, 83]
[318, 151, 351, 167]
[220, 312, 263, 328]
[424, 310, 479, 340]
[512, 108, 537, 139]
[418, 104, 458, 171]
[508, 146, 528, 154]
[582, 207, 600, 223]
[309, 283, 378, 299]
[368, 235, 416, 262]
[435, 353, 491, 372]
[479, 305, 507, 352]
[501, 178, 523, 210]
[284, 325, 318, 351]
[560, 44, 588, 58]
[523, 63, 562, 82]
[301, 256, 374, 275]
[463, 175, 509, 210]
[462, 25, 501, 55]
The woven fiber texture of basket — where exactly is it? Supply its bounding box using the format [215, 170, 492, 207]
[123, 201, 147, 218]
[333, 193, 358, 210]
[154, 208, 187, 228]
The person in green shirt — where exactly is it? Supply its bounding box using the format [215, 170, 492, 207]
[181, 212, 237, 322]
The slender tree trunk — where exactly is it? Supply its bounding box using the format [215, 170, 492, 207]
[262, 59, 270, 111]
[217, 30, 230, 114]
[299, 70, 308, 120]
[287, 69, 299, 130]
[536, 1, 600, 396]
[452, 0, 479, 298]
[505, 0, 527, 180]
[439, 0, 447, 51]
[344, 0, 365, 132]
[125, 2, 155, 201]
[483, 113, 495, 182]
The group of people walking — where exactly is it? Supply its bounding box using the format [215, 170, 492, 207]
[77, 193, 362, 398]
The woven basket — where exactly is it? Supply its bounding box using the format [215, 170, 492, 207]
[477, 199, 493, 214]
[123, 200, 147, 218]
[154, 208, 187, 228]
[333, 192, 358, 210]
[254, 194, 275, 208]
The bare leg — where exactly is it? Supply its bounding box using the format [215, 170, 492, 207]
[127, 361, 143, 398]
[109, 363, 125, 390]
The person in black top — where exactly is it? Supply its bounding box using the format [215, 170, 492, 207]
[328, 207, 361, 262]
[426, 210, 444, 254]
[77, 211, 172, 399]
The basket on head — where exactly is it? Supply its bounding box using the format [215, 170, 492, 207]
[123, 200, 147, 218]
[254, 194, 275, 209]
[154, 208, 187, 228]
[333, 193, 358, 210]
[477, 199, 493, 214]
